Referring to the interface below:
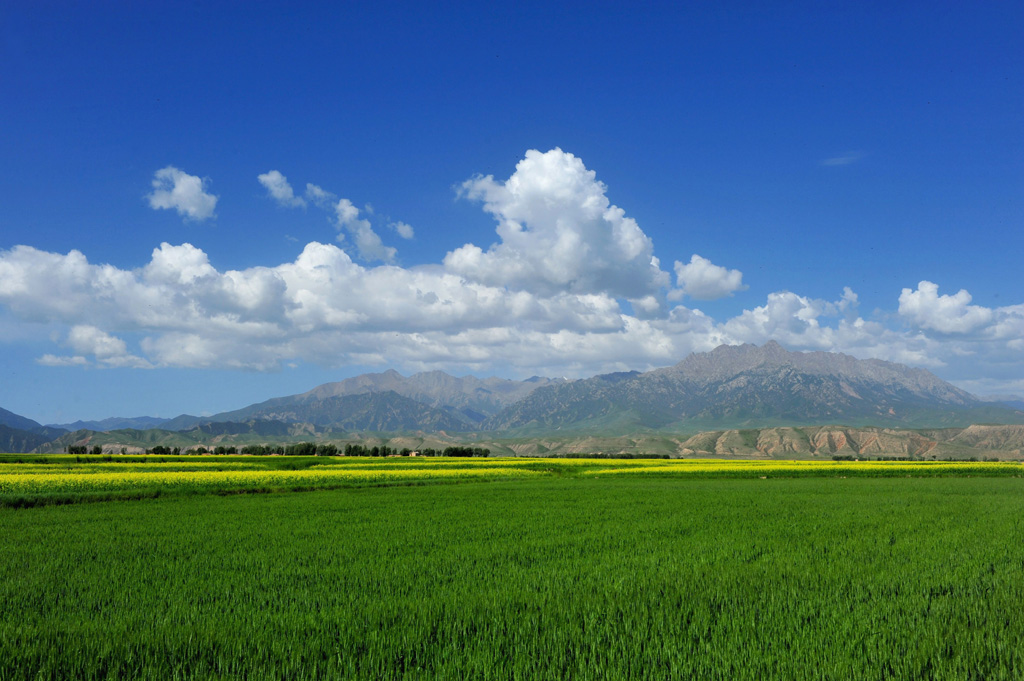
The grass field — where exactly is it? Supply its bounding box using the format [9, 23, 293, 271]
[1, 457, 1022, 679]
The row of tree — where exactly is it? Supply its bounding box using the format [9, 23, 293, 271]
[66, 445, 102, 455]
[342, 444, 490, 457]
[68, 443, 491, 457]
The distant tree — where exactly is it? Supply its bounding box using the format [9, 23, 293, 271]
[90, 445, 102, 455]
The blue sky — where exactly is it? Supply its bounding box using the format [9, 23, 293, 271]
[1, 1, 1021, 424]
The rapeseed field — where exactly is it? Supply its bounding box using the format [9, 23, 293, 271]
[1, 454, 1019, 507]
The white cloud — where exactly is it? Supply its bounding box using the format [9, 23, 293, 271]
[67, 325, 151, 368]
[147, 166, 218, 221]
[261, 170, 398, 263]
[143, 242, 216, 285]
[898, 281, 995, 334]
[445, 148, 670, 298]
[68, 325, 128, 359]
[722, 291, 838, 349]
[35, 326, 152, 369]
[37, 354, 89, 367]
[333, 199, 396, 263]
[258, 170, 306, 208]
[3, 237, 1020, 389]
[3, 149, 1023, 393]
[672, 254, 746, 300]
[390, 221, 415, 239]
[304, 183, 336, 207]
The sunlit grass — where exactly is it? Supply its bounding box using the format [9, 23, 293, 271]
[1, 476, 1022, 679]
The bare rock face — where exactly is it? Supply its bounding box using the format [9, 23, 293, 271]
[756, 428, 812, 456]
[671, 426, 954, 459]
[951, 424, 1024, 451]
[811, 429, 853, 455]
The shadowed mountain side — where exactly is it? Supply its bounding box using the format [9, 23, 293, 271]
[0, 407, 67, 451]
[1, 424, 58, 453]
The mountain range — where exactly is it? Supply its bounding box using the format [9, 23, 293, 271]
[4, 342, 1022, 453]
[484, 341, 1012, 433]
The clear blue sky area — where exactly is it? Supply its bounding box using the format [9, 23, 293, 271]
[1, 1, 1021, 423]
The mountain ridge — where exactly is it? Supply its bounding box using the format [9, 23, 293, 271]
[5, 343, 1024, 452]
[483, 342, 1021, 432]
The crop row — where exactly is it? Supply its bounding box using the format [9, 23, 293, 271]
[0, 465, 542, 498]
[1, 456, 1020, 507]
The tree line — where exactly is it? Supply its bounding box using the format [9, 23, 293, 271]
[67, 443, 491, 457]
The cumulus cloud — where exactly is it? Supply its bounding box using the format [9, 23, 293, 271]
[258, 170, 306, 208]
[722, 291, 838, 349]
[66, 325, 152, 368]
[147, 166, 218, 221]
[445, 148, 670, 298]
[35, 326, 152, 369]
[254, 170, 400, 263]
[898, 281, 995, 334]
[3, 149, 1023, 393]
[672, 254, 747, 300]
[390, 221, 415, 239]
[2, 236, 1020, 389]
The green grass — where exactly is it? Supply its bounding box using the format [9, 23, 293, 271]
[1, 476, 1022, 679]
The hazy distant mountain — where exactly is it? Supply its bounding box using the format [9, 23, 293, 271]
[978, 394, 1024, 411]
[280, 370, 561, 420]
[161, 370, 564, 431]
[47, 416, 171, 432]
[483, 342, 1024, 433]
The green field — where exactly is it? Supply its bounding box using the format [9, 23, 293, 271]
[1, 458, 1022, 679]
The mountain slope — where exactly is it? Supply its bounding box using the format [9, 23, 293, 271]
[165, 392, 472, 433]
[0, 406, 67, 449]
[301, 370, 560, 416]
[231, 391, 471, 432]
[161, 371, 561, 430]
[1, 424, 57, 453]
[484, 342, 1024, 433]
[0, 406, 46, 432]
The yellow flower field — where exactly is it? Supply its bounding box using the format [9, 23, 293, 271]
[0, 455, 1019, 504]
